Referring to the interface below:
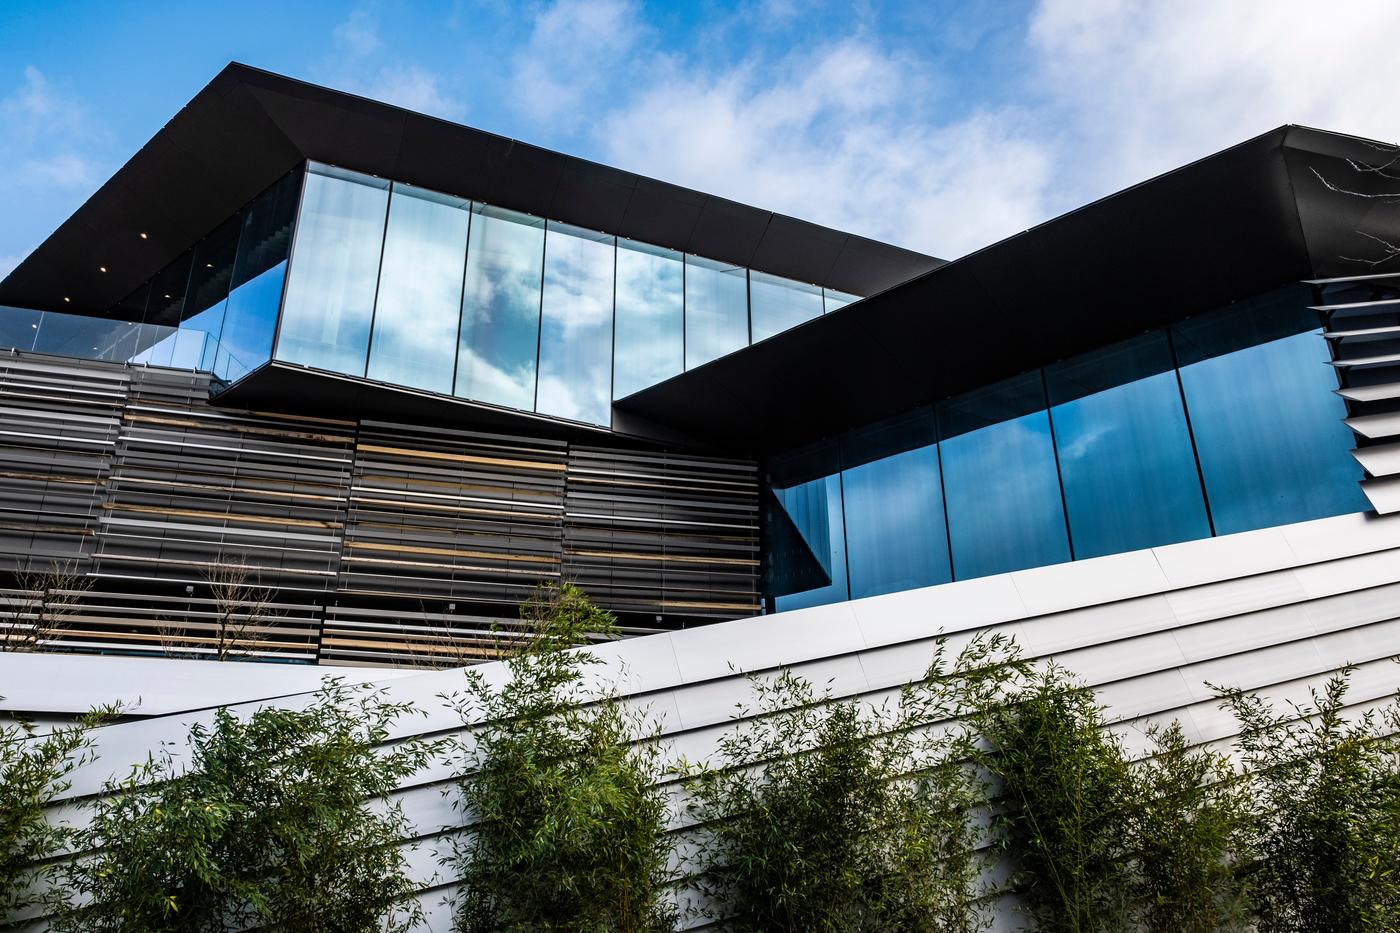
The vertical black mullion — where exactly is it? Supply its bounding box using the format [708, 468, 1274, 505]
[360, 179, 394, 379]
[680, 255, 687, 372]
[450, 204, 473, 397]
[745, 269, 753, 346]
[269, 161, 310, 366]
[532, 219, 548, 413]
[836, 468, 852, 601]
[932, 404, 957, 582]
[608, 236, 618, 428]
[1166, 326, 1218, 537]
[1040, 367, 1077, 562]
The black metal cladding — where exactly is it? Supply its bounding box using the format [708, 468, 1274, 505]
[0, 351, 760, 666]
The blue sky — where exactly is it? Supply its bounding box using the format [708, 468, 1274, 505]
[3, 0, 1400, 277]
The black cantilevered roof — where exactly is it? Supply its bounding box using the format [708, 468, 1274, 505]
[617, 124, 1400, 454]
[0, 63, 941, 316]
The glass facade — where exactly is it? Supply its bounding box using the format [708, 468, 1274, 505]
[768, 286, 1365, 608]
[266, 162, 856, 425]
[366, 184, 471, 393]
[456, 204, 545, 410]
[614, 239, 684, 399]
[276, 164, 389, 376]
[684, 256, 749, 369]
[750, 270, 824, 343]
[537, 223, 615, 425]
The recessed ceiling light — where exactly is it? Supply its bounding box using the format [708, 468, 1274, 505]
[163, 294, 171, 299]
[63, 297, 71, 303]
[139, 232, 148, 240]
[98, 266, 107, 273]
[206, 263, 213, 269]
[30, 323, 37, 329]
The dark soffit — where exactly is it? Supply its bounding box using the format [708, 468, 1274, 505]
[0, 63, 942, 315]
[618, 124, 1400, 455]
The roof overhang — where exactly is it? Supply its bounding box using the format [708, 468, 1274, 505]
[0, 63, 941, 316]
[617, 125, 1400, 454]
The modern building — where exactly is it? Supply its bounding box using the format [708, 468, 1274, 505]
[0, 63, 1397, 670]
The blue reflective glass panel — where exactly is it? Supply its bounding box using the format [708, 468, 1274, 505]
[277, 164, 389, 376]
[0, 307, 41, 351]
[367, 184, 470, 393]
[536, 222, 615, 425]
[749, 271, 823, 343]
[938, 372, 1071, 580]
[216, 170, 301, 382]
[613, 239, 683, 398]
[1046, 332, 1211, 559]
[684, 256, 748, 369]
[842, 443, 950, 599]
[182, 214, 242, 372]
[773, 473, 849, 611]
[456, 204, 545, 410]
[1175, 326, 1366, 535]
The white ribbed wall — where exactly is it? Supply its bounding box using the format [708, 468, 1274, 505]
[8, 509, 1400, 931]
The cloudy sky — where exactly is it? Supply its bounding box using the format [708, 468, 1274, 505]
[3, 0, 1400, 278]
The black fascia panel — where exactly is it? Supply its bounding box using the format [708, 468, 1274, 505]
[686, 197, 775, 268]
[1284, 125, 1400, 280]
[616, 177, 707, 250]
[549, 159, 639, 234]
[827, 238, 947, 298]
[2, 62, 934, 314]
[392, 112, 514, 200]
[749, 214, 849, 285]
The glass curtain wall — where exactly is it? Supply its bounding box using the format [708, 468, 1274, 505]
[536, 222, 616, 425]
[1045, 331, 1211, 558]
[266, 163, 850, 424]
[750, 270, 824, 343]
[366, 184, 471, 393]
[768, 285, 1364, 609]
[684, 256, 749, 369]
[276, 164, 390, 376]
[456, 204, 545, 410]
[614, 239, 683, 398]
[1173, 289, 1366, 534]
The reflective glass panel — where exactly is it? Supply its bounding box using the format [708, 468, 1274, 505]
[840, 410, 950, 598]
[367, 183, 470, 393]
[773, 472, 849, 611]
[0, 307, 41, 352]
[1046, 331, 1211, 558]
[216, 169, 302, 382]
[613, 238, 683, 398]
[823, 288, 861, 313]
[938, 372, 1071, 580]
[182, 214, 241, 371]
[684, 255, 748, 369]
[749, 270, 823, 343]
[456, 204, 545, 410]
[1174, 295, 1367, 534]
[277, 164, 389, 376]
[536, 222, 615, 425]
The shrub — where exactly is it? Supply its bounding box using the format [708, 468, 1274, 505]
[1127, 720, 1252, 933]
[688, 633, 1026, 933]
[1220, 669, 1400, 932]
[1, 704, 112, 923]
[976, 664, 1134, 932]
[57, 679, 433, 933]
[446, 583, 674, 933]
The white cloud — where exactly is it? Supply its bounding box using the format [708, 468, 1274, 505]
[334, 8, 383, 58]
[511, 0, 643, 126]
[359, 65, 466, 121]
[1028, 0, 1400, 204]
[596, 41, 1052, 258]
